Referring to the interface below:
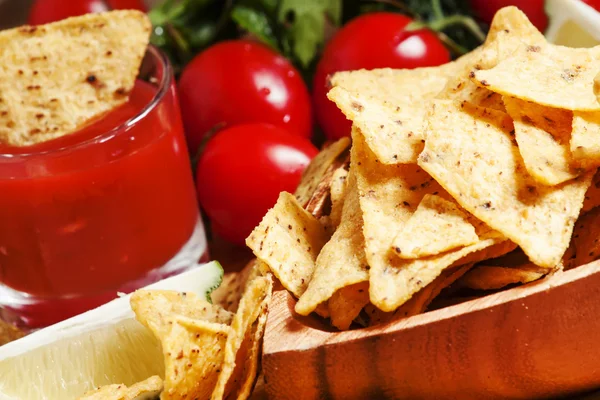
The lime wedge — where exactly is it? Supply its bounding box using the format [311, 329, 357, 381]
[0, 261, 224, 400]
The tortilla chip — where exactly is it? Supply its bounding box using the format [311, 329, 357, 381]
[0, 11, 151, 146]
[484, 7, 546, 49]
[295, 171, 369, 315]
[363, 263, 474, 326]
[564, 207, 600, 270]
[503, 96, 577, 185]
[130, 291, 233, 336]
[583, 170, 600, 212]
[246, 192, 330, 297]
[350, 127, 510, 311]
[438, 77, 505, 111]
[571, 111, 600, 169]
[473, 44, 600, 111]
[328, 162, 349, 229]
[418, 100, 592, 268]
[328, 281, 370, 330]
[78, 376, 163, 400]
[328, 64, 456, 164]
[294, 137, 351, 210]
[211, 275, 272, 400]
[392, 194, 479, 259]
[460, 264, 548, 290]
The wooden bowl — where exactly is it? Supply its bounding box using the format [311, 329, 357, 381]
[262, 260, 600, 399]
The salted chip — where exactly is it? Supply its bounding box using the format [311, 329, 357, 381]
[352, 127, 510, 311]
[0, 320, 24, 346]
[564, 207, 600, 270]
[438, 77, 505, 111]
[78, 376, 163, 400]
[0, 11, 151, 146]
[583, 170, 600, 212]
[211, 275, 272, 400]
[364, 263, 474, 326]
[571, 111, 600, 168]
[328, 281, 370, 331]
[295, 171, 369, 316]
[130, 290, 233, 336]
[392, 194, 479, 259]
[294, 137, 350, 211]
[328, 163, 349, 229]
[473, 44, 600, 111]
[503, 96, 577, 186]
[328, 65, 456, 164]
[419, 100, 592, 268]
[460, 264, 548, 290]
[246, 192, 330, 297]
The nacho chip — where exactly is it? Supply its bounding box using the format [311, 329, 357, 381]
[419, 100, 592, 268]
[211, 275, 272, 400]
[583, 170, 600, 212]
[0, 320, 24, 347]
[392, 194, 479, 259]
[130, 290, 233, 335]
[295, 137, 351, 211]
[328, 281, 370, 331]
[78, 375, 163, 400]
[458, 248, 549, 290]
[328, 65, 456, 164]
[0, 11, 151, 146]
[473, 44, 600, 111]
[503, 96, 577, 185]
[295, 171, 369, 316]
[246, 192, 330, 297]
[350, 127, 510, 311]
[460, 264, 548, 290]
[564, 207, 600, 270]
[571, 111, 600, 168]
[364, 263, 474, 326]
[131, 291, 233, 400]
[328, 162, 349, 229]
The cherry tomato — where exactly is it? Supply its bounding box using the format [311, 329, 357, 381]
[581, 0, 600, 12]
[178, 40, 312, 154]
[28, 0, 146, 25]
[468, 0, 548, 32]
[313, 12, 450, 141]
[196, 123, 318, 245]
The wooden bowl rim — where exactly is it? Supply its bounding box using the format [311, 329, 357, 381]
[265, 259, 600, 353]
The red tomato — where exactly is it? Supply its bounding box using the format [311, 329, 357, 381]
[468, 0, 548, 32]
[313, 12, 450, 141]
[196, 123, 318, 245]
[28, 0, 146, 25]
[581, 0, 600, 11]
[178, 40, 312, 154]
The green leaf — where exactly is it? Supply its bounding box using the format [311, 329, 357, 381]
[277, 0, 342, 67]
[289, 12, 324, 67]
[231, 5, 279, 49]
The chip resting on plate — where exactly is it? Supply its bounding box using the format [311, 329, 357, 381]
[418, 100, 592, 268]
[392, 194, 479, 259]
[295, 170, 369, 320]
[0, 11, 151, 146]
[246, 192, 330, 297]
[78, 376, 163, 400]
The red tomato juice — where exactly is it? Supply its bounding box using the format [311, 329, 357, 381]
[0, 80, 199, 300]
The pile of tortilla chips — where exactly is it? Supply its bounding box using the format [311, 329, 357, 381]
[246, 6, 600, 330]
[78, 265, 272, 400]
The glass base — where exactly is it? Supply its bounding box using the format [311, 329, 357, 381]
[0, 219, 208, 330]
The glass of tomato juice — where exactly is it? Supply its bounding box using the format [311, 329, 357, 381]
[0, 46, 207, 329]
